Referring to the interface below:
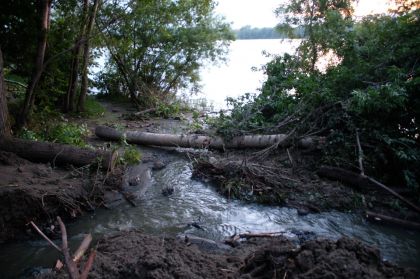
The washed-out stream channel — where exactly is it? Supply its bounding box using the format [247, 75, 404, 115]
[1, 146, 419, 278]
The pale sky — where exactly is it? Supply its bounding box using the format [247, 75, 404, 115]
[215, 0, 390, 29]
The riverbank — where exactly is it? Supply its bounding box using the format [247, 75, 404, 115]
[41, 230, 418, 279]
[0, 150, 123, 243]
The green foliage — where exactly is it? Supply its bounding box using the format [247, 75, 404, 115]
[120, 145, 142, 166]
[156, 102, 181, 119]
[47, 123, 89, 147]
[212, 3, 420, 199]
[17, 121, 89, 147]
[80, 97, 106, 118]
[97, 0, 234, 107]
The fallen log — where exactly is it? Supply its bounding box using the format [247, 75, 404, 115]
[0, 137, 117, 170]
[365, 211, 420, 231]
[318, 166, 420, 214]
[95, 125, 321, 150]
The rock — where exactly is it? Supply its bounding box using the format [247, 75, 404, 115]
[162, 187, 174, 196]
[152, 160, 166, 170]
[128, 176, 140, 186]
[208, 157, 217, 165]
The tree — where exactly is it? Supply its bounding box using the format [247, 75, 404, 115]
[97, 0, 234, 108]
[276, 0, 353, 72]
[65, 0, 89, 112]
[17, 0, 52, 128]
[0, 47, 10, 138]
[213, 1, 420, 195]
[77, 0, 101, 112]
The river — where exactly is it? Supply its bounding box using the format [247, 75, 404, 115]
[188, 39, 300, 110]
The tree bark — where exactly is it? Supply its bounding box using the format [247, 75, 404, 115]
[0, 137, 117, 170]
[0, 47, 11, 138]
[95, 125, 320, 150]
[65, 0, 89, 112]
[17, 0, 52, 128]
[77, 0, 101, 112]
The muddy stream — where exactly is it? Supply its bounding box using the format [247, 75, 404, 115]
[0, 147, 419, 278]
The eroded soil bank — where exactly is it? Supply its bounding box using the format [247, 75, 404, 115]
[192, 152, 420, 222]
[0, 150, 123, 243]
[42, 230, 418, 279]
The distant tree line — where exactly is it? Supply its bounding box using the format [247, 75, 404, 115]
[234, 25, 304, 40]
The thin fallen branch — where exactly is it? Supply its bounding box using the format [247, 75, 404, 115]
[134, 107, 156, 116]
[355, 129, 364, 176]
[365, 176, 420, 214]
[365, 211, 420, 231]
[58, 216, 80, 279]
[73, 234, 92, 263]
[318, 166, 420, 214]
[80, 250, 97, 279]
[30, 221, 62, 252]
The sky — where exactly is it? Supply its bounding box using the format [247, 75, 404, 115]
[215, 0, 391, 29]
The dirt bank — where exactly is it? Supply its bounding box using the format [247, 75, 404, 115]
[192, 155, 356, 213]
[44, 230, 417, 279]
[192, 153, 420, 221]
[0, 151, 123, 243]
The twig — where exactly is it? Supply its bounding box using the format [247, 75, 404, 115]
[366, 176, 420, 214]
[80, 250, 96, 279]
[73, 234, 93, 263]
[58, 216, 80, 279]
[355, 129, 364, 175]
[30, 221, 62, 252]
[286, 148, 295, 172]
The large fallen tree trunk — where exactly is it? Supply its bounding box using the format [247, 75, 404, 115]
[0, 137, 117, 170]
[95, 125, 320, 150]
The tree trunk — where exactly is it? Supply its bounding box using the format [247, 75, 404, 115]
[0, 47, 10, 139]
[17, 0, 52, 128]
[95, 125, 320, 150]
[0, 137, 117, 170]
[65, 0, 89, 112]
[77, 0, 100, 112]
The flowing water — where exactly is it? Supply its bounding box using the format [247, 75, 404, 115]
[1, 149, 419, 278]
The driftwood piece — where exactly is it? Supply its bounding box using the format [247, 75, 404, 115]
[318, 166, 420, 214]
[0, 137, 117, 170]
[30, 217, 96, 279]
[134, 108, 156, 116]
[30, 221, 62, 252]
[365, 211, 420, 231]
[58, 216, 80, 279]
[73, 234, 92, 263]
[95, 125, 321, 150]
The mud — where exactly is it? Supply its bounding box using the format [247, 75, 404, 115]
[44, 231, 417, 279]
[0, 151, 123, 243]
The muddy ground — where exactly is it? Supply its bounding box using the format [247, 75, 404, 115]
[0, 150, 123, 243]
[40, 230, 417, 279]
